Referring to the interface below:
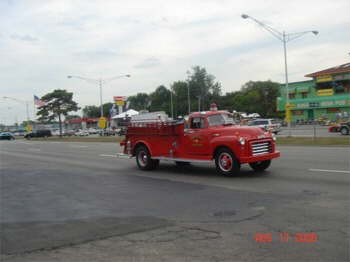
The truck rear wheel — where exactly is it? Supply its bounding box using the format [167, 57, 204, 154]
[215, 148, 240, 176]
[249, 160, 271, 172]
[135, 145, 159, 171]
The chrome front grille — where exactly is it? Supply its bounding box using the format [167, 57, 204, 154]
[251, 141, 271, 156]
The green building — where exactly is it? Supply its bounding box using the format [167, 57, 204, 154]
[277, 63, 350, 122]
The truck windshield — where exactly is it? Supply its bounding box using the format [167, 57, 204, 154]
[208, 114, 234, 126]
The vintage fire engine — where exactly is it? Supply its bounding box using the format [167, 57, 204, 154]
[119, 104, 280, 176]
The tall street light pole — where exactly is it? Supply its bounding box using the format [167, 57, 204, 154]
[187, 85, 191, 115]
[170, 88, 174, 119]
[241, 14, 318, 136]
[3, 96, 30, 122]
[67, 74, 131, 118]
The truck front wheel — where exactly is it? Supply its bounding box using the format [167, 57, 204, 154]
[215, 148, 240, 176]
[135, 146, 159, 171]
[249, 160, 271, 172]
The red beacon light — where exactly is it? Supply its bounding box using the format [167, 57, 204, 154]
[210, 103, 218, 111]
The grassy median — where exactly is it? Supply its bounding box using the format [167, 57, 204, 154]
[25, 136, 123, 143]
[24, 135, 349, 146]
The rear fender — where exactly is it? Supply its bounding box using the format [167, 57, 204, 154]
[132, 140, 153, 156]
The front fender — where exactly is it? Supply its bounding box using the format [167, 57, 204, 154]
[210, 136, 241, 158]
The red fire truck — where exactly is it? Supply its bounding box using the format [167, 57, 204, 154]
[120, 105, 280, 176]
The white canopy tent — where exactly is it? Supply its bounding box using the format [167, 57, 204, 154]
[112, 109, 139, 119]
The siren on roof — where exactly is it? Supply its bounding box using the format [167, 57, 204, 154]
[210, 103, 218, 111]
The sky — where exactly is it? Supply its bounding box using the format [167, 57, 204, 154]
[0, 0, 349, 125]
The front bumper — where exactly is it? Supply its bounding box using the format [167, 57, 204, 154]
[239, 151, 280, 164]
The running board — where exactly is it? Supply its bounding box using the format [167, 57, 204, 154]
[151, 156, 213, 163]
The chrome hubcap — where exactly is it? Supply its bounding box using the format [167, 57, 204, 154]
[219, 153, 233, 172]
[138, 151, 148, 166]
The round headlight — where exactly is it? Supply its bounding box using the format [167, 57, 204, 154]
[239, 137, 246, 145]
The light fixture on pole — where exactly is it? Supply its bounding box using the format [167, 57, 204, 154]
[67, 74, 131, 118]
[241, 14, 318, 136]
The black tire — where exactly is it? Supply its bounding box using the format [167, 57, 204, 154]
[340, 127, 349, 135]
[175, 161, 191, 168]
[135, 145, 159, 171]
[249, 160, 271, 172]
[215, 148, 240, 176]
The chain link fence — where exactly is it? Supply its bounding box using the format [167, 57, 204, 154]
[277, 124, 343, 138]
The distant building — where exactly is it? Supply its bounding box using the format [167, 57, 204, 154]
[277, 63, 350, 122]
[65, 118, 111, 130]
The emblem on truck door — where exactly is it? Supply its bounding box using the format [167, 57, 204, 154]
[191, 135, 203, 146]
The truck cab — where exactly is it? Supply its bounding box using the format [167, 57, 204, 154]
[120, 107, 280, 176]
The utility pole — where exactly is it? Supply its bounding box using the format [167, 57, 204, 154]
[67, 74, 131, 120]
[170, 89, 174, 119]
[198, 96, 201, 112]
[187, 85, 191, 115]
[241, 14, 318, 137]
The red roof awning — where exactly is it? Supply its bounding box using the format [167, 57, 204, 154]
[305, 63, 350, 78]
[66, 117, 111, 124]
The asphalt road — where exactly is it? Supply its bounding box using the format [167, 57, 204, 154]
[0, 141, 349, 262]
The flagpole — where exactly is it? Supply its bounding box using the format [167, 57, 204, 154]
[33, 96, 36, 126]
[32, 96, 35, 131]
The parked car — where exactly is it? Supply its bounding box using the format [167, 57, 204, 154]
[88, 128, 98, 134]
[63, 130, 76, 136]
[13, 130, 26, 136]
[248, 119, 281, 134]
[99, 128, 117, 136]
[24, 129, 52, 139]
[0, 132, 15, 140]
[51, 129, 61, 136]
[340, 121, 350, 135]
[75, 130, 89, 136]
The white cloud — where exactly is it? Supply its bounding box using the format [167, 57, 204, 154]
[0, 0, 349, 124]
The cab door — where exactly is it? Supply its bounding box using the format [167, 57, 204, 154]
[183, 117, 210, 156]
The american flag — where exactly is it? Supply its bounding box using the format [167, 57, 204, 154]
[34, 95, 45, 107]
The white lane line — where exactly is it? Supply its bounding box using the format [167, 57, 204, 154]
[99, 154, 118, 158]
[69, 145, 88, 148]
[28, 148, 41, 152]
[309, 168, 350, 174]
[17, 141, 31, 145]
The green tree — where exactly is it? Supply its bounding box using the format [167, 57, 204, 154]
[127, 93, 150, 111]
[171, 81, 188, 117]
[221, 80, 280, 117]
[186, 66, 222, 111]
[37, 89, 79, 136]
[103, 103, 114, 117]
[82, 103, 115, 118]
[149, 85, 171, 114]
[21, 120, 36, 127]
[65, 115, 81, 121]
[82, 105, 100, 118]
